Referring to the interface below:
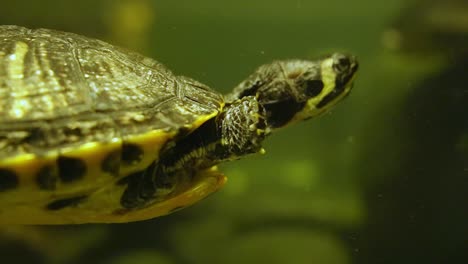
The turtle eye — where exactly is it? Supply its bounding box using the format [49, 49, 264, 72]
[304, 79, 324, 97]
[333, 56, 351, 73]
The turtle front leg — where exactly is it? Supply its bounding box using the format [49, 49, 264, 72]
[216, 96, 268, 160]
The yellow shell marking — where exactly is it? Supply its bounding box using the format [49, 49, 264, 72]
[0, 112, 221, 224]
[0, 167, 226, 224]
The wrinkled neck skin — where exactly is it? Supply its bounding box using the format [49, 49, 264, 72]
[159, 95, 268, 176]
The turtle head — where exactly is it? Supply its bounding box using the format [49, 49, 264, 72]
[229, 53, 358, 130]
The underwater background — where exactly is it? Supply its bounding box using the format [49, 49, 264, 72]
[0, 0, 466, 263]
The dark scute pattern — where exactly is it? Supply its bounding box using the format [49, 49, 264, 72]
[0, 168, 18, 191]
[101, 150, 121, 176]
[36, 165, 57, 190]
[121, 144, 144, 165]
[57, 156, 87, 183]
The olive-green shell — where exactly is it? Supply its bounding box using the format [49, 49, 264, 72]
[0, 25, 223, 159]
[0, 25, 226, 224]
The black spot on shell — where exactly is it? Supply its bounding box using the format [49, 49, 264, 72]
[36, 165, 57, 190]
[121, 144, 143, 165]
[0, 169, 18, 191]
[57, 156, 87, 183]
[101, 150, 121, 176]
[46, 195, 88, 210]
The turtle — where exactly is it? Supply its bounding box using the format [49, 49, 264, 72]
[0, 25, 358, 224]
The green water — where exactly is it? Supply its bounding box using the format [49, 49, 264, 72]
[0, 0, 466, 263]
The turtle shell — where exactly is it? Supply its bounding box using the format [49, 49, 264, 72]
[0, 25, 226, 224]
